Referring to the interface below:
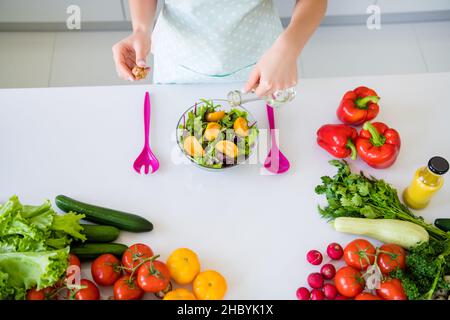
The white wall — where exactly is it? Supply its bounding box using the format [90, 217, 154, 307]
[377, 0, 450, 13]
[275, 0, 450, 17]
[0, 0, 449, 23]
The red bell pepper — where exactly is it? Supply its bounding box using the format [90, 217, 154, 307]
[317, 124, 358, 160]
[356, 122, 401, 169]
[337, 86, 380, 125]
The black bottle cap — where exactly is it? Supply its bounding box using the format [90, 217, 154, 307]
[428, 156, 449, 175]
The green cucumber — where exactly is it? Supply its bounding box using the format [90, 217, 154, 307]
[55, 195, 153, 232]
[70, 243, 128, 260]
[81, 224, 120, 243]
[434, 219, 450, 232]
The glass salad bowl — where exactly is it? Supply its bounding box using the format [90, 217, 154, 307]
[176, 99, 259, 171]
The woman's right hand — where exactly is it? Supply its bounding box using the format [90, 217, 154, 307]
[112, 30, 151, 81]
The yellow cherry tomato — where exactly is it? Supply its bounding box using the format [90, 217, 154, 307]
[233, 117, 249, 137]
[193, 270, 227, 300]
[166, 248, 201, 285]
[163, 288, 197, 300]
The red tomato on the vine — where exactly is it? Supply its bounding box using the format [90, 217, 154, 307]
[122, 243, 154, 273]
[137, 260, 171, 293]
[26, 287, 55, 300]
[377, 244, 406, 274]
[67, 279, 100, 300]
[114, 276, 144, 300]
[66, 253, 81, 277]
[344, 239, 376, 270]
[376, 278, 407, 300]
[91, 254, 122, 286]
[355, 292, 382, 300]
[68, 254, 81, 268]
[335, 266, 365, 298]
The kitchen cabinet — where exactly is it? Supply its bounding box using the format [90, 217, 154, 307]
[0, 0, 123, 23]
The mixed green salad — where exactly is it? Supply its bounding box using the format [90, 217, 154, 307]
[178, 99, 258, 169]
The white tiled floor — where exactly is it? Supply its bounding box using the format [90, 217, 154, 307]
[1, 20, 450, 88]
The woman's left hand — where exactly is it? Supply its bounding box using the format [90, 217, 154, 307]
[244, 35, 299, 97]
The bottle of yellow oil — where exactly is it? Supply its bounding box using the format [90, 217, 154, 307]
[403, 156, 449, 209]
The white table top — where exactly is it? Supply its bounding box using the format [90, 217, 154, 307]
[1, 73, 450, 299]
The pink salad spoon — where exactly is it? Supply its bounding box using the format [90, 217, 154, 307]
[133, 92, 159, 174]
[263, 104, 290, 174]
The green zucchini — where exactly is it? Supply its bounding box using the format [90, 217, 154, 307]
[70, 243, 128, 260]
[55, 195, 153, 232]
[434, 219, 450, 232]
[81, 224, 120, 243]
[332, 217, 429, 249]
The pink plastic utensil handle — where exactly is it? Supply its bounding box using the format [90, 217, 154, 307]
[132, 91, 159, 174]
[264, 104, 290, 174]
[266, 104, 277, 147]
[144, 92, 150, 147]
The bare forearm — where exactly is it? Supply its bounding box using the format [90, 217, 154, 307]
[129, 0, 157, 34]
[282, 0, 327, 56]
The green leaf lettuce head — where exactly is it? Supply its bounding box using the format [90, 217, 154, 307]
[0, 195, 86, 252]
[0, 195, 86, 299]
[0, 248, 69, 300]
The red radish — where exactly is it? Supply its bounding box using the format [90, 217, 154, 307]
[296, 287, 310, 300]
[323, 283, 338, 300]
[327, 243, 343, 260]
[335, 295, 348, 300]
[320, 263, 336, 280]
[307, 272, 324, 289]
[306, 250, 323, 265]
[310, 289, 325, 300]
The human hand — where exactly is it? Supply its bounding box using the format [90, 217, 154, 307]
[112, 30, 151, 81]
[244, 35, 299, 97]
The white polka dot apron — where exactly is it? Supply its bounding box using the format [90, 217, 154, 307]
[151, 0, 283, 84]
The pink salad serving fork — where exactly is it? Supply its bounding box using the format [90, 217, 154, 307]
[263, 104, 290, 174]
[133, 92, 159, 174]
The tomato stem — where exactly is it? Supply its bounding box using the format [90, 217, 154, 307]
[129, 254, 160, 279]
